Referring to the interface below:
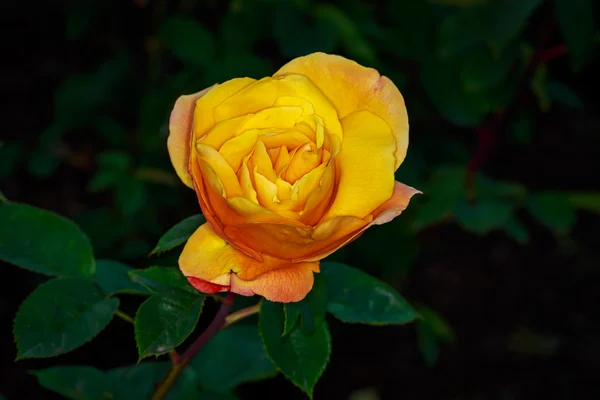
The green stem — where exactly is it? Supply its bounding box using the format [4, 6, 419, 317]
[115, 309, 135, 324]
[0, 190, 8, 203]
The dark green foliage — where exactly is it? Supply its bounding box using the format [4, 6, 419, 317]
[14, 278, 119, 359]
[321, 262, 419, 325]
[4, 0, 599, 398]
[150, 214, 205, 255]
[259, 300, 331, 398]
[135, 291, 204, 360]
[0, 203, 95, 278]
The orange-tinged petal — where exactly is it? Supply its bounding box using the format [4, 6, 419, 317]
[230, 262, 319, 302]
[168, 86, 211, 188]
[299, 159, 336, 226]
[180, 223, 318, 302]
[193, 78, 256, 140]
[322, 111, 395, 220]
[371, 181, 422, 225]
[299, 181, 421, 262]
[275, 52, 408, 169]
[223, 214, 366, 261]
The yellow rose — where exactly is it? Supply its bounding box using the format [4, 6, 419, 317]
[168, 52, 419, 303]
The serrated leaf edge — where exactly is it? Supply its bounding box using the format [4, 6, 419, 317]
[13, 278, 119, 360]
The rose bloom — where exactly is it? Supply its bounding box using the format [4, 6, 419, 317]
[168, 52, 419, 303]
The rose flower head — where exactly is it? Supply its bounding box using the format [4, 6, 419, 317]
[168, 53, 420, 303]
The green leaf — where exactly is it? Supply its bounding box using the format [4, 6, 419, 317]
[283, 303, 302, 337]
[115, 178, 147, 219]
[321, 262, 418, 325]
[135, 291, 204, 360]
[421, 61, 487, 127]
[34, 366, 132, 400]
[259, 300, 331, 398]
[192, 325, 278, 392]
[487, 0, 544, 53]
[150, 214, 205, 256]
[459, 45, 517, 93]
[555, 0, 595, 69]
[454, 199, 514, 234]
[0, 140, 23, 181]
[129, 266, 197, 295]
[54, 58, 129, 126]
[87, 151, 130, 192]
[412, 166, 466, 231]
[528, 192, 577, 232]
[159, 16, 216, 68]
[505, 217, 530, 244]
[567, 192, 600, 214]
[0, 203, 95, 278]
[284, 275, 328, 336]
[109, 363, 169, 399]
[416, 305, 455, 367]
[27, 146, 60, 178]
[14, 278, 118, 359]
[110, 362, 209, 399]
[95, 260, 149, 296]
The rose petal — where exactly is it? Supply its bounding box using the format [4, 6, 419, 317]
[321, 110, 395, 220]
[168, 87, 211, 188]
[275, 52, 409, 169]
[180, 223, 318, 302]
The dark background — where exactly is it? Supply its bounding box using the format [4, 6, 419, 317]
[2, 0, 600, 399]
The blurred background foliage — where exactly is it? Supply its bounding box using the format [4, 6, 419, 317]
[2, 0, 600, 398]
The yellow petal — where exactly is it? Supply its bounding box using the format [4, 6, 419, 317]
[273, 145, 290, 175]
[259, 129, 312, 150]
[198, 115, 251, 150]
[241, 106, 304, 131]
[193, 78, 256, 140]
[275, 53, 408, 169]
[322, 111, 395, 220]
[273, 96, 315, 115]
[249, 140, 276, 181]
[168, 87, 212, 188]
[180, 223, 319, 302]
[285, 143, 321, 184]
[219, 129, 258, 171]
[254, 170, 280, 209]
[195, 143, 242, 197]
[238, 156, 258, 204]
[214, 75, 342, 142]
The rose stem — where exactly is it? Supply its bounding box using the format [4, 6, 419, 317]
[152, 293, 262, 399]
